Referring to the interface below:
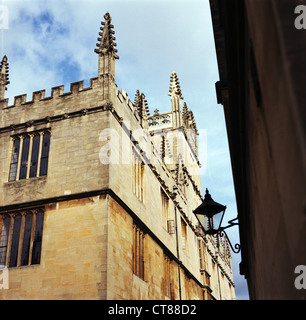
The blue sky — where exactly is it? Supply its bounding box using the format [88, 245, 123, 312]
[0, 0, 249, 299]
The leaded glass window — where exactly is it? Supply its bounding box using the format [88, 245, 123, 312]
[0, 209, 45, 268]
[8, 130, 51, 181]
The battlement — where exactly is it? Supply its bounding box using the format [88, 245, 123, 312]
[116, 88, 135, 113]
[0, 77, 100, 110]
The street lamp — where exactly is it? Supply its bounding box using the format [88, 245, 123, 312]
[193, 188, 226, 235]
[193, 188, 240, 253]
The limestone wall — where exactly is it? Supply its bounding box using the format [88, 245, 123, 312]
[0, 196, 108, 300]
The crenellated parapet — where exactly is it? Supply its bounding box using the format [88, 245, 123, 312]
[1, 77, 100, 108]
[0, 77, 109, 129]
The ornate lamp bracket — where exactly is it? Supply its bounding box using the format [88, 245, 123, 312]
[219, 217, 241, 254]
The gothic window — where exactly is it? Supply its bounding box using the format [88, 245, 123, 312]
[19, 136, 30, 180]
[31, 210, 44, 265]
[29, 134, 40, 178]
[198, 238, 211, 288]
[132, 223, 145, 280]
[132, 149, 144, 202]
[0, 209, 45, 268]
[212, 260, 217, 290]
[39, 131, 50, 176]
[198, 239, 204, 270]
[181, 218, 187, 250]
[163, 254, 174, 299]
[198, 239, 209, 274]
[161, 188, 170, 231]
[8, 138, 20, 182]
[8, 130, 51, 181]
[20, 212, 33, 266]
[0, 216, 11, 266]
[8, 214, 22, 267]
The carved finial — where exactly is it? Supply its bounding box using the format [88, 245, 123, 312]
[182, 102, 189, 126]
[168, 72, 183, 99]
[95, 12, 119, 59]
[169, 72, 183, 129]
[135, 90, 149, 119]
[223, 236, 232, 263]
[185, 109, 197, 132]
[161, 135, 166, 160]
[134, 89, 141, 112]
[217, 233, 223, 253]
[143, 93, 150, 115]
[183, 102, 188, 116]
[0, 55, 9, 100]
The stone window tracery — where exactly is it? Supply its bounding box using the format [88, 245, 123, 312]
[0, 209, 45, 268]
[8, 129, 51, 181]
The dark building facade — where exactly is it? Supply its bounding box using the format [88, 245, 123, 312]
[210, 0, 306, 299]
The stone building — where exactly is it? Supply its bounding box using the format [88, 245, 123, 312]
[0, 13, 235, 300]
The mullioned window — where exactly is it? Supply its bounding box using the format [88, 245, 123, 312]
[8, 130, 51, 182]
[0, 209, 45, 268]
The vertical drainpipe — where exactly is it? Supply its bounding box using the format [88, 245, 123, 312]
[174, 206, 182, 300]
[216, 251, 222, 300]
[173, 185, 182, 300]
